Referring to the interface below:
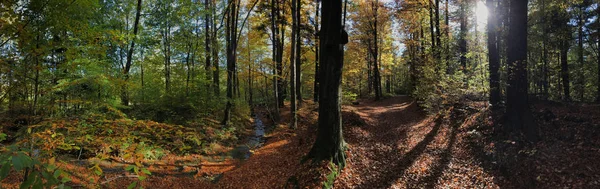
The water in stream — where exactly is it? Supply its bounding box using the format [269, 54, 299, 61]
[230, 114, 266, 160]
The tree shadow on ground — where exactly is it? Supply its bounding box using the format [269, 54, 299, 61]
[353, 114, 443, 188]
[415, 119, 458, 188]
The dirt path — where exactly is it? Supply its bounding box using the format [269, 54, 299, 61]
[133, 96, 499, 188]
[105, 96, 499, 188]
[336, 96, 497, 188]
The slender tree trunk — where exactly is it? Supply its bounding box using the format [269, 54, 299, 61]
[506, 0, 538, 141]
[32, 33, 40, 115]
[295, 0, 302, 107]
[306, 0, 347, 167]
[578, 6, 585, 101]
[487, 0, 500, 108]
[186, 42, 192, 95]
[289, 0, 298, 129]
[459, 0, 468, 81]
[212, 0, 220, 95]
[141, 48, 145, 103]
[561, 41, 571, 101]
[429, 3, 436, 49]
[444, 0, 450, 74]
[205, 0, 213, 88]
[122, 0, 142, 105]
[313, 1, 320, 102]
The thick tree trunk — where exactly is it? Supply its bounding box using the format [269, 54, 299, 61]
[372, 0, 382, 100]
[122, 0, 142, 106]
[505, 0, 538, 141]
[306, 0, 346, 167]
[270, 0, 281, 120]
[597, 6, 600, 102]
[223, 0, 240, 126]
[487, 0, 500, 108]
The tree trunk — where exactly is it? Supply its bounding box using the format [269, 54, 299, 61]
[212, 0, 220, 95]
[540, 0, 548, 100]
[313, 1, 320, 102]
[289, 0, 298, 129]
[505, 0, 538, 141]
[223, 0, 240, 126]
[205, 0, 213, 89]
[444, 0, 450, 74]
[372, 0, 382, 100]
[122, 0, 142, 106]
[295, 0, 302, 107]
[459, 0, 468, 80]
[578, 6, 585, 101]
[306, 0, 346, 167]
[561, 41, 571, 101]
[487, 0, 500, 108]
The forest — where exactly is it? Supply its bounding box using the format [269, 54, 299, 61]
[1, 0, 599, 188]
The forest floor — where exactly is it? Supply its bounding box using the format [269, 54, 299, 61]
[2, 96, 599, 188]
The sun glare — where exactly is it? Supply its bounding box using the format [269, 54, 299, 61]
[475, 1, 489, 31]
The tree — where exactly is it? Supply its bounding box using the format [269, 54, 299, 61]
[597, 3, 600, 102]
[371, 0, 383, 100]
[205, 0, 213, 89]
[294, 0, 302, 107]
[458, 0, 469, 80]
[289, 0, 299, 129]
[270, 0, 286, 108]
[487, 0, 500, 108]
[313, 1, 320, 102]
[505, 0, 538, 140]
[122, 0, 143, 106]
[306, 0, 347, 166]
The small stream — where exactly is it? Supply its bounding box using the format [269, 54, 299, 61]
[230, 114, 266, 160]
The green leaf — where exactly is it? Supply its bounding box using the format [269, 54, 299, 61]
[61, 176, 71, 183]
[54, 169, 62, 178]
[0, 162, 11, 180]
[12, 153, 31, 171]
[125, 165, 135, 171]
[141, 168, 151, 175]
[0, 133, 7, 142]
[127, 181, 137, 189]
[20, 173, 36, 189]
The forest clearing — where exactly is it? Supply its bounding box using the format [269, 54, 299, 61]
[1, 0, 600, 188]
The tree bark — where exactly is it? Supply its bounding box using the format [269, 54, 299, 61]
[295, 0, 302, 107]
[313, 1, 320, 102]
[372, 0, 382, 100]
[561, 41, 571, 101]
[487, 0, 500, 108]
[306, 0, 347, 167]
[289, 0, 298, 129]
[205, 0, 213, 89]
[505, 0, 538, 141]
[578, 6, 585, 101]
[122, 0, 142, 106]
[223, 0, 241, 126]
[459, 0, 468, 80]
